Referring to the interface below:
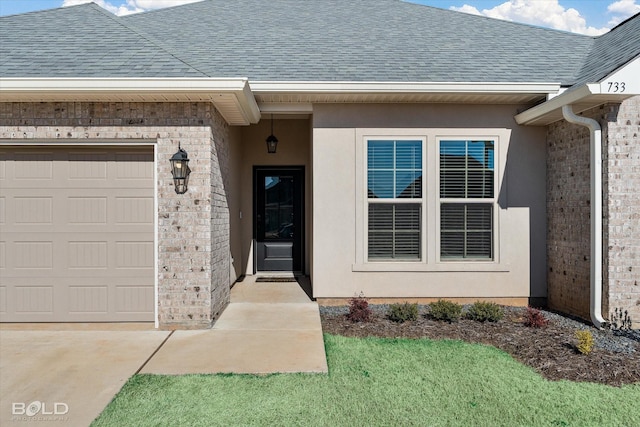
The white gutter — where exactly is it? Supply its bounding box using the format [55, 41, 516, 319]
[561, 105, 606, 329]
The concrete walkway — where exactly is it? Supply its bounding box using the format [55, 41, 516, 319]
[0, 277, 327, 425]
[141, 277, 328, 375]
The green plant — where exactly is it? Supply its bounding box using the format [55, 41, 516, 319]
[467, 301, 504, 322]
[575, 330, 594, 355]
[610, 307, 633, 331]
[346, 293, 372, 322]
[388, 302, 419, 323]
[428, 300, 462, 322]
[523, 307, 548, 328]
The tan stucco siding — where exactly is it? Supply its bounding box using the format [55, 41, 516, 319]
[311, 103, 547, 301]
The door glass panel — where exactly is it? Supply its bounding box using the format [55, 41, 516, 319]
[264, 175, 294, 240]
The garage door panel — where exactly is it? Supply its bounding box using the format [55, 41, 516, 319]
[0, 146, 154, 322]
[115, 285, 154, 313]
[68, 197, 108, 224]
[115, 197, 154, 225]
[68, 286, 109, 314]
[0, 286, 6, 313]
[14, 241, 54, 269]
[14, 285, 54, 314]
[13, 151, 56, 179]
[0, 241, 5, 268]
[115, 241, 154, 269]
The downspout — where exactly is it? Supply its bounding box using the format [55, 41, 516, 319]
[561, 105, 606, 329]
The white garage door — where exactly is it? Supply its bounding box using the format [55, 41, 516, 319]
[0, 146, 155, 322]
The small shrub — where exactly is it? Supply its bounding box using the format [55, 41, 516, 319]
[428, 300, 462, 323]
[346, 293, 372, 322]
[388, 302, 419, 323]
[575, 330, 594, 355]
[467, 301, 504, 322]
[524, 307, 549, 328]
[610, 307, 633, 331]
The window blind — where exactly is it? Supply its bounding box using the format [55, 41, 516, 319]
[367, 140, 422, 260]
[440, 140, 494, 260]
[369, 204, 421, 259]
[440, 140, 494, 198]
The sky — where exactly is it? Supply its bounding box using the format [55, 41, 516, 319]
[0, 0, 639, 35]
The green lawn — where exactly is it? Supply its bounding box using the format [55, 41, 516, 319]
[92, 335, 640, 427]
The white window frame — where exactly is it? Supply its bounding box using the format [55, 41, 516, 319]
[437, 138, 497, 262]
[353, 129, 505, 273]
[366, 139, 425, 262]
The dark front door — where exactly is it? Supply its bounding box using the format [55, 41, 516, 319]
[255, 167, 304, 272]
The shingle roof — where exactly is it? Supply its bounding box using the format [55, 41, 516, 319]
[0, 3, 205, 77]
[0, 0, 637, 87]
[572, 12, 640, 86]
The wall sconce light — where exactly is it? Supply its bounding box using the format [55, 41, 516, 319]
[266, 114, 278, 154]
[170, 144, 191, 194]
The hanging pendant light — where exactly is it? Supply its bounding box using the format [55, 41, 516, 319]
[266, 114, 278, 154]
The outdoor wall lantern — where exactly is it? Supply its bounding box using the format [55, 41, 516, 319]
[170, 144, 191, 194]
[266, 114, 279, 154]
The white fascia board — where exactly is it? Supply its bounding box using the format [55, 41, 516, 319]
[0, 77, 261, 125]
[250, 81, 561, 94]
[0, 77, 250, 92]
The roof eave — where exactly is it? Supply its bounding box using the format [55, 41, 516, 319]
[516, 55, 640, 126]
[252, 81, 561, 113]
[0, 77, 261, 125]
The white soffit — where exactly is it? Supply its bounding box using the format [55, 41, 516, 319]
[0, 78, 261, 125]
[516, 56, 640, 126]
[252, 81, 560, 112]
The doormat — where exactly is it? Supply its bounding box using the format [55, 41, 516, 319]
[255, 277, 297, 282]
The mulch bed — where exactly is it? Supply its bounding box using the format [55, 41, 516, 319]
[320, 307, 640, 387]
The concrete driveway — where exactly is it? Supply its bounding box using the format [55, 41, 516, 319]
[0, 279, 327, 426]
[0, 325, 169, 426]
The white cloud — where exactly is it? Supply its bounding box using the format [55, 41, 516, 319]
[607, 0, 640, 26]
[451, 4, 483, 16]
[608, 0, 640, 14]
[451, 0, 610, 35]
[62, 0, 202, 16]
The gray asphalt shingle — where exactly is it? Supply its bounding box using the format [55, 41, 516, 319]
[0, 0, 638, 86]
[0, 3, 205, 77]
[123, 0, 592, 83]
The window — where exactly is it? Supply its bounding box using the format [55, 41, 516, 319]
[360, 134, 497, 267]
[439, 140, 494, 260]
[367, 140, 422, 260]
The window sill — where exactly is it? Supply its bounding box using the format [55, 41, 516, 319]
[352, 262, 510, 273]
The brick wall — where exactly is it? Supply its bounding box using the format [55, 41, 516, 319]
[547, 106, 594, 320]
[604, 96, 640, 328]
[209, 106, 232, 321]
[547, 97, 640, 327]
[0, 102, 232, 329]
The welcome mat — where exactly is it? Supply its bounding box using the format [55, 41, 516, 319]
[255, 277, 297, 282]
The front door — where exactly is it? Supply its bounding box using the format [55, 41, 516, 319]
[255, 167, 304, 272]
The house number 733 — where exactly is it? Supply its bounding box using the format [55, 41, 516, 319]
[606, 81, 626, 93]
